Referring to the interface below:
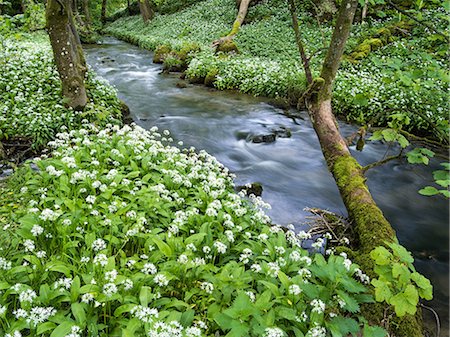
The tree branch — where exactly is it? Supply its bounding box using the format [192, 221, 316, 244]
[362, 152, 403, 173]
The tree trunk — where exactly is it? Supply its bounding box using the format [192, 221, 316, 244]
[81, 0, 91, 29]
[228, 0, 251, 37]
[302, 0, 424, 334]
[139, 0, 154, 23]
[287, 0, 313, 84]
[101, 0, 107, 24]
[46, 0, 87, 111]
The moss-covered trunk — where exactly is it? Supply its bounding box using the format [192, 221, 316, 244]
[304, 0, 424, 334]
[139, 0, 154, 23]
[46, 0, 87, 111]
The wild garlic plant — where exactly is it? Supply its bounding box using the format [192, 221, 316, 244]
[0, 123, 381, 336]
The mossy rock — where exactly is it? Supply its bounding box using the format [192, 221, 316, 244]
[162, 55, 187, 73]
[153, 45, 172, 64]
[177, 42, 201, 62]
[204, 68, 218, 87]
[215, 39, 239, 54]
[187, 74, 206, 84]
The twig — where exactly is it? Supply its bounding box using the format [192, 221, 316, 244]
[362, 152, 403, 173]
[387, 0, 450, 43]
[420, 303, 441, 337]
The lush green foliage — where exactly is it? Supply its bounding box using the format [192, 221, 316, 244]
[0, 122, 387, 336]
[0, 33, 122, 150]
[418, 162, 450, 198]
[106, 0, 448, 138]
[370, 242, 433, 317]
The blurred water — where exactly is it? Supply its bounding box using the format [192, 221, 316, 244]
[85, 38, 449, 334]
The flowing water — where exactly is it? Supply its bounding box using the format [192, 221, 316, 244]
[85, 37, 449, 334]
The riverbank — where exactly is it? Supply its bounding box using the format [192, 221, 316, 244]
[0, 31, 123, 164]
[105, 0, 449, 142]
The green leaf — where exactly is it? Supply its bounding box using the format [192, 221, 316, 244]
[114, 304, 138, 317]
[410, 272, 433, 300]
[371, 279, 392, 302]
[370, 246, 392, 265]
[180, 309, 195, 327]
[123, 318, 141, 337]
[37, 322, 57, 335]
[363, 324, 388, 337]
[389, 285, 419, 317]
[152, 236, 173, 257]
[388, 243, 414, 264]
[419, 186, 439, 196]
[139, 286, 152, 306]
[50, 322, 75, 337]
[71, 302, 86, 324]
[327, 317, 360, 337]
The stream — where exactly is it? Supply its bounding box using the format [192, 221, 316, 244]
[84, 37, 449, 334]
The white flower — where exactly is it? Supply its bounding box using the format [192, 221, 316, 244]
[122, 279, 133, 290]
[142, 263, 157, 275]
[250, 264, 262, 273]
[86, 195, 96, 204]
[31, 225, 44, 236]
[200, 282, 214, 294]
[263, 327, 285, 337]
[154, 274, 169, 287]
[0, 305, 6, 315]
[62, 219, 72, 226]
[80, 256, 90, 263]
[105, 269, 118, 282]
[289, 284, 302, 295]
[213, 241, 227, 254]
[246, 291, 256, 302]
[131, 305, 159, 323]
[92, 238, 107, 251]
[0, 257, 12, 270]
[26, 306, 56, 326]
[178, 254, 188, 264]
[93, 254, 108, 266]
[310, 299, 326, 313]
[306, 325, 326, 337]
[19, 289, 37, 303]
[54, 278, 72, 291]
[23, 239, 36, 252]
[81, 293, 94, 303]
[103, 283, 118, 297]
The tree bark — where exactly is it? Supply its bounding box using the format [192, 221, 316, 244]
[301, 0, 424, 334]
[81, 0, 91, 29]
[101, 0, 107, 24]
[287, 0, 313, 84]
[139, 0, 154, 23]
[46, 0, 87, 111]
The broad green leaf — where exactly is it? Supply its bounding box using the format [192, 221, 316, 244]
[371, 279, 392, 302]
[370, 246, 392, 265]
[139, 286, 152, 306]
[389, 285, 419, 317]
[363, 324, 388, 337]
[37, 322, 57, 335]
[71, 302, 86, 324]
[50, 322, 75, 337]
[419, 186, 439, 196]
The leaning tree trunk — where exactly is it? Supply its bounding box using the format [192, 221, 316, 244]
[46, 0, 87, 110]
[303, 0, 423, 334]
[212, 0, 251, 50]
[139, 0, 154, 23]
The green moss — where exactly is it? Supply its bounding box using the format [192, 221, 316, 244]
[204, 68, 218, 87]
[216, 39, 239, 54]
[229, 20, 241, 36]
[153, 44, 172, 63]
